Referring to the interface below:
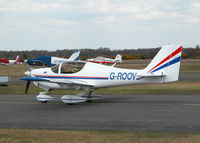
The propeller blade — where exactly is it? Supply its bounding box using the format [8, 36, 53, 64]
[25, 81, 31, 94]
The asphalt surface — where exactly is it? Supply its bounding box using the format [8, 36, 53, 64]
[179, 73, 200, 81]
[1, 94, 200, 132]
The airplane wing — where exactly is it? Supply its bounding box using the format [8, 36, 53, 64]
[21, 77, 50, 81]
[49, 79, 94, 87]
[68, 51, 80, 61]
[21, 76, 94, 87]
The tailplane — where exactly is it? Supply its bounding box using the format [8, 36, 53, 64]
[114, 54, 122, 63]
[143, 45, 182, 82]
[15, 55, 21, 63]
[68, 51, 80, 61]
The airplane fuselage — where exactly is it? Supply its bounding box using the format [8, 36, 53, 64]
[30, 62, 164, 91]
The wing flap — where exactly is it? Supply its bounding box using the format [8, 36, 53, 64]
[49, 79, 94, 87]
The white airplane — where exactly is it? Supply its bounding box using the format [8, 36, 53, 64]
[26, 51, 80, 66]
[21, 45, 182, 104]
[87, 54, 122, 64]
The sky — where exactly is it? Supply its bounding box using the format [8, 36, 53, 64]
[0, 0, 200, 51]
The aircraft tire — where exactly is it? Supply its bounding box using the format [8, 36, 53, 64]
[40, 101, 48, 103]
[67, 103, 74, 105]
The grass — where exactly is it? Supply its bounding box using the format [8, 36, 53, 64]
[0, 129, 200, 143]
[180, 61, 200, 73]
[0, 64, 27, 77]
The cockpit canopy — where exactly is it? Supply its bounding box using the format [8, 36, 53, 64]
[94, 57, 106, 60]
[51, 62, 85, 74]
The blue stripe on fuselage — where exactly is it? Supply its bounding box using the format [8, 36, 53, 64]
[20, 77, 49, 81]
[35, 75, 108, 80]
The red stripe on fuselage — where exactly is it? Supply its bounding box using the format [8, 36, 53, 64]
[88, 61, 114, 64]
[148, 46, 182, 73]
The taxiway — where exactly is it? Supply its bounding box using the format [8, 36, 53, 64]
[0, 94, 200, 132]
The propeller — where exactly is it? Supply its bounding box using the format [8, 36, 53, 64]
[24, 69, 32, 94]
[25, 81, 31, 94]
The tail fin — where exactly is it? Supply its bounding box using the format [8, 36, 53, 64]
[15, 55, 21, 63]
[143, 45, 182, 82]
[68, 51, 80, 61]
[114, 54, 122, 63]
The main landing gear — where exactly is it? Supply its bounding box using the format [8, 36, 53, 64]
[36, 90, 103, 104]
[40, 101, 48, 104]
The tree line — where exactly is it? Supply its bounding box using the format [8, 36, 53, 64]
[0, 45, 200, 61]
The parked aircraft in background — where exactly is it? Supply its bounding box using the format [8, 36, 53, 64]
[0, 76, 9, 86]
[21, 45, 182, 104]
[26, 51, 80, 66]
[0, 56, 21, 65]
[87, 54, 122, 64]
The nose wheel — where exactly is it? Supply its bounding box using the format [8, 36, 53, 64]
[67, 103, 75, 105]
[36, 92, 54, 103]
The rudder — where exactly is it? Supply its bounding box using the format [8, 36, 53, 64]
[144, 45, 182, 82]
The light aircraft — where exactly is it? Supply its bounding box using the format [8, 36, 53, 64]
[87, 54, 122, 64]
[26, 51, 80, 66]
[21, 45, 182, 104]
[0, 56, 21, 65]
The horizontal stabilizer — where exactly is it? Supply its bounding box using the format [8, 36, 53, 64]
[137, 73, 166, 77]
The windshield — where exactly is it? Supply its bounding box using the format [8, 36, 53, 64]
[51, 65, 59, 73]
[95, 57, 105, 60]
[61, 63, 85, 74]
